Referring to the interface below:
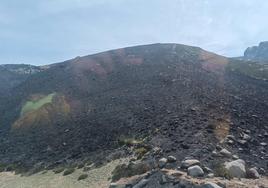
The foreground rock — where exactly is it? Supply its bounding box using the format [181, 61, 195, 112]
[187, 165, 204, 177]
[181, 159, 200, 169]
[224, 159, 246, 178]
[110, 168, 268, 188]
[247, 168, 260, 179]
[158, 158, 168, 168]
[202, 182, 222, 188]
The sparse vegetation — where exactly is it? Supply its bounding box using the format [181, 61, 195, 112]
[111, 162, 150, 182]
[77, 163, 84, 169]
[78, 174, 88, 181]
[135, 147, 148, 159]
[214, 163, 233, 180]
[118, 137, 143, 147]
[53, 167, 65, 174]
[63, 168, 75, 176]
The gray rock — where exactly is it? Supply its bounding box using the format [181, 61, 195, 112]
[167, 155, 177, 163]
[247, 168, 260, 179]
[201, 182, 222, 188]
[207, 173, 215, 178]
[109, 183, 125, 188]
[181, 159, 200, 168]
[219, 149, 232, 158]
[260, 142, 267, 146]
[133, 179, 148, 188]
[232, 155, 239, 160]
[187, 165, 204, 177]
[242, 133, 251, 141]
[212, 150, 220, 157]
[159, 158, 167, 168]
[224, 159, 246, 178]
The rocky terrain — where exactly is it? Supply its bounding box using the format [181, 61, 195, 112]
[0, 43, 267, 187]
[243, 41, 268, 63]
[0, 64, 44, 95]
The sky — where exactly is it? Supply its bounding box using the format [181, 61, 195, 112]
[1, 0, 268, 65]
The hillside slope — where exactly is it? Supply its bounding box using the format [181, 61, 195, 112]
[0, 43, 267, 175]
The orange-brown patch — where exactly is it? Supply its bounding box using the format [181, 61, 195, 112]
[200, 51, 229, 74]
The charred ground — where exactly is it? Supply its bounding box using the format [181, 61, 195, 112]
[0, 44, 267, 173]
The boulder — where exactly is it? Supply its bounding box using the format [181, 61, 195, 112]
[159, 158, 167, 168]
[167, 155, 177, 163]
[247, 168, 260, 179]
[187, 165, 204, 177]
[201, 182, 222, 188]
[224, 159, 246, 178]
[181, 159, 200, 168]
[219, 149, 232, 158]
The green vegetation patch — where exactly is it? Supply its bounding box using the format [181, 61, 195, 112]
[53, 167, 65, 174]
[63, 168, 75, 176]
[21, 93, 56, 116]
[77, 174, 88, 181]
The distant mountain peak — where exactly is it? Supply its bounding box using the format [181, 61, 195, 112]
[243, 41, 268, 62]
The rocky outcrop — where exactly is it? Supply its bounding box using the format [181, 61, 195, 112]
[244, 41, 268, 62]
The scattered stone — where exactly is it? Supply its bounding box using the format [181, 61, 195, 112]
[226, 135, 236, 140]
[238, 140, 247, 145]
[219, 148, 232, 158]
[232, 155, 239, 160]
[260, 142, 267, 146]
[247, 168, 260, 179]
[181, 159, 200, 169]
[167, 155, 177, 163]
[109, 182, 125, 188]
[207, 173, 215, 178]
[242, 133, 251, 140]
[212, 151, 220, 157]
[227, 140, 234, 145]
[224, 159, 246, 178]
[201, 182, 222, 188]
[152, 147, 162, 155]
[187, 165, 204, 177]
[159, 158, 167, 168]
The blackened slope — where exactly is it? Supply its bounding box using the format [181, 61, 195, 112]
[0, 43, 267, 172]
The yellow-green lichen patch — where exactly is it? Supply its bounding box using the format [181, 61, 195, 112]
[21, 93, 56, 116]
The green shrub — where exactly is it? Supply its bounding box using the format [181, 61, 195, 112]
[77, 163, 84, 169]
[118, 136, 143, 147]
[135, 147, 148, 159]
[63, 168, 75, 176]
[214, 163, 233, 180]
[53, 167, 65, 174]
[111, 162, 150, 182]
[78, 174, 88, 181]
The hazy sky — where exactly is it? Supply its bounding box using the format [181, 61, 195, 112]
[1, 0, 268, 65]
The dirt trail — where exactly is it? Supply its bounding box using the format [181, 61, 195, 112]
[0, 159, 128, 188]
